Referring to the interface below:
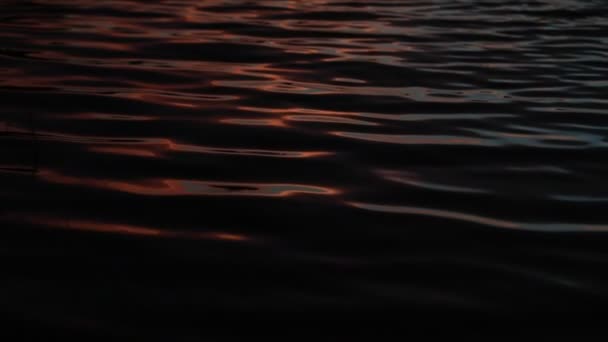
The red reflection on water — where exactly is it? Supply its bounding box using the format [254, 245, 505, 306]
[61, 112, 157, 121]
[88, 146, 158, 158]
[40, 169, 338, 197]
[81, 136, 330, 158]
[284, 114, 378, 126]
[33, 126, 330, 159]
[120, 92, 200, 109]
[239, 105, 361, 117]
[165, 140, 331, 158]
[21, 216, 250, 242]
[64, 40, 135, 52]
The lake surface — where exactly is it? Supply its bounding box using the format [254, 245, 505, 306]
[1, 0, 608, 338]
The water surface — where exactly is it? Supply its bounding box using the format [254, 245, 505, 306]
[1, 0, 608, 337]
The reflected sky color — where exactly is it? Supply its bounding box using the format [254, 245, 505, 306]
[2, 0, 608, 328]
[40, 169, 338, 197]
[17, 216, 251, 241]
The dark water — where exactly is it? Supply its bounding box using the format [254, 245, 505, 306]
[2, 0, 608, 337]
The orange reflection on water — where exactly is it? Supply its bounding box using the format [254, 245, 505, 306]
[40, 169, 338, 197]
[21, 216, 250, 242]
[284, 114, 378, 126]
[61, 112, 157, 121]
[238, 106, 357, 116]
[64, 40, 135, 52]
[238, 106, 514, 124]
[81, 137, 333, 158]
[120, 92, 200, 109]
[88, 146, 158, 158]
[165, 140, 331, 158]
[34, 126, 330, 159]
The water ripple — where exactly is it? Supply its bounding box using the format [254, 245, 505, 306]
[2, 0, 608, 333]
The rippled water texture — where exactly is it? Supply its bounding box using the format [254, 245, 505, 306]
[2, 0, 608, 337]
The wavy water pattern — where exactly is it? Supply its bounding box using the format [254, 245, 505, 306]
[1, 0, 608, 337]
